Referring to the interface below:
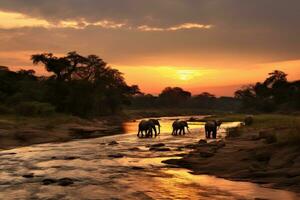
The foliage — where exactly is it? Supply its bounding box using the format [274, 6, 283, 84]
[129, 90, 240, 112]
[15, 101, 56, 116]
[0, 52, 140, 117]
[235, 70, 300, 112]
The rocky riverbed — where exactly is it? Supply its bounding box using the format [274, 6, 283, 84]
[0, 116, 299, 200]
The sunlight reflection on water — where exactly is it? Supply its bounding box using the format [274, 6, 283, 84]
[0, 115, 298, 200]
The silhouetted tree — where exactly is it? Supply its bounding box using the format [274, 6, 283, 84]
[159, 87, 191, 107]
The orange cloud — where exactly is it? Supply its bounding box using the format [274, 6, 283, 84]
[137, 23, 212, 32]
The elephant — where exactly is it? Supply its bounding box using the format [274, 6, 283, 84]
[137, 119, 160, 138]
[172, 120, 190, 136]
[204, 120, 222, 139]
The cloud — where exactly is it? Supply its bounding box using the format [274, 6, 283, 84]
[138, 23, 212, 32]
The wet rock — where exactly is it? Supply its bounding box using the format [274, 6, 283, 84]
[199, 151, 214, 158]
[148, 143, 165, 148]
[129, 147, 140, 151]
[58, 178, 74, 186]
[108, 153, 125, 158]
[22, 173, 34, 178]
[208, 140, 226, 149]
[259, 131, 277, 144]
[251, 135, 261, 141]
[131, 166, 145, 170]
[108, 141, 119, 145]
[287, 169, 300, 178]
[254, 151, 272, 162]
[176, 147, 184, 151]
[42, 178, 57, 185]
[184, 144, 198, 149]
[149, 147, 171, 152]
[64, 156, 79, 160]
[198, 139, 207, 145]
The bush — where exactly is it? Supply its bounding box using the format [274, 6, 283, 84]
[15, 101, 56, 116]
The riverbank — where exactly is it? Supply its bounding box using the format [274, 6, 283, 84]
[0, 114, 124, 150]
[0, 108, 208, 150]
[164, 114, 300, 193]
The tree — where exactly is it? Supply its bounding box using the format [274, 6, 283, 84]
[159, 87, 191, 106]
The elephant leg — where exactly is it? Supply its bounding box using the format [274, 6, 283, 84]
[149, 129, 153, 137]
[213, 129, 217, 139]
[207, 130, 211, 139]
[154, 128, 157, 137]
[183, 128, 186, 135]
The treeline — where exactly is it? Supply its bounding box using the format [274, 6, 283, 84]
[129, 87, 240, 112]
[235, 70, 300, 112]
[0, 52, 139, 117]
[129, 70, 300, 113]
[1, 53, 299, 117]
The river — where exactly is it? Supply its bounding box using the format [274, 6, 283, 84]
[0, 116, 298, 200]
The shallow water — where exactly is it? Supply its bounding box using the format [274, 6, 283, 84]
[0, 116, 298, 200]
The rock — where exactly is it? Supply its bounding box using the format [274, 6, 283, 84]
[199, 151, 214, 158]
[149, 147, 171, 152]
[251, 135, 261, 141]
[198, 139, 207, 145]
[22, 173, 34, 178]
[216, 140, 226, 148]
[254, 151, 272, 162]
[176, 147, 184, 151]
[64, 156, 79, 160]
[108, 153, 125, 158]
[259, 131, 277, 144]
[184, 144, 198, 149]
[108, 141, 119, 145]
[149, 143, 165, 148]
[128, 147, 140, 151]
[42, 178, 57, 185]
[131, 166, 145, 170]
[208, 140, 226, 148]
[58, 178, 74, 186]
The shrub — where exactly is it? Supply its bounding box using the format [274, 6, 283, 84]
[15, 101, 56, 116]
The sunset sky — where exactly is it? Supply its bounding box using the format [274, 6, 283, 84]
[0, 1, 300, 96]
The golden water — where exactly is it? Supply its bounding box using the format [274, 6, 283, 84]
[0, 116, 298, 199]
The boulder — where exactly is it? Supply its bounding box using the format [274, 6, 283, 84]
[149, 143, 165, 148]
[108, 141, 119, 145]
[149, 147, 171, 152]
[199, 151, 214, 158]
[108, 153, 125, 158]
[58, 178, 74, 186]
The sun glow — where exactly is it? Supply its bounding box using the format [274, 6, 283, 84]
[176, 70, 201, 81]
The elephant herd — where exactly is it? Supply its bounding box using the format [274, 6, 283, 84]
[137, 119, 222, 139]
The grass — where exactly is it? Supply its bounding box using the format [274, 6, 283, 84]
[205, 114, 300, 145]
[0, 114, 84, 130]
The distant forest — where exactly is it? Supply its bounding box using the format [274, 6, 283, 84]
[0, 52, 299, 117]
